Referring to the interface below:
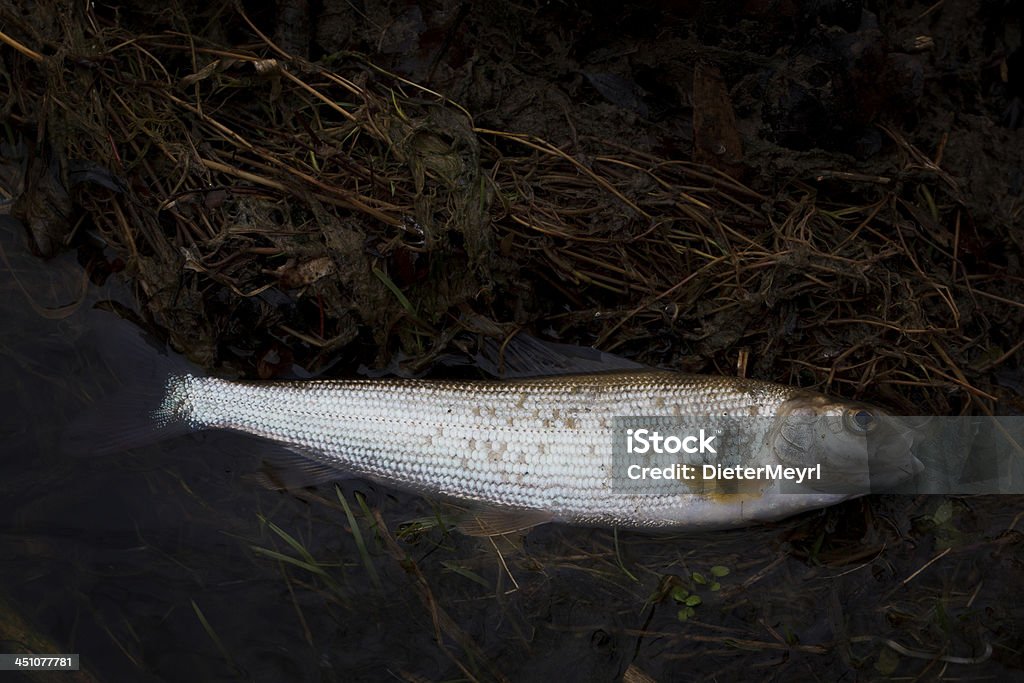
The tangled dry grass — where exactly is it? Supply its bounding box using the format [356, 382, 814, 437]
[2, 3, 1022, 415]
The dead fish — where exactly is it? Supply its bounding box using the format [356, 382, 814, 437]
[79, 323, 922, 536]
[72, 315, 921, 532]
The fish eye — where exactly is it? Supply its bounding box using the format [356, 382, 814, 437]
[843, 408, 877, 434]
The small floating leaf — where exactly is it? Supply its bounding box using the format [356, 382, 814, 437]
[670, 585, 689, 602]
[932, 500, 953, 526]
[875, 645, 899, 675]
[711, 566, 730, 577]
[685, 595, 702, 607]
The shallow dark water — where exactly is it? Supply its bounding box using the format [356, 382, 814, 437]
[1, 217, 1022, 682]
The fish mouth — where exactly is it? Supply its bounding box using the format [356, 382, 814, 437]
[866, 450, 925, 490]
[864, 417, 925, 490]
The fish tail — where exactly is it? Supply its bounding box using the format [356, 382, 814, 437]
[151, 373, 198, 430]
[62, 313, 201, 456]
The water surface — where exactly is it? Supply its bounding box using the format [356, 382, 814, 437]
[1, 217, 1021, 681]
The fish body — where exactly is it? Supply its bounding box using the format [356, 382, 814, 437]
[156, 369, 921, 532]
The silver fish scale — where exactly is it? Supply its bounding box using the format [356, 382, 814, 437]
[163, 370, 827, 528]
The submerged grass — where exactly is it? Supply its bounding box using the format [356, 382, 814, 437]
[251, 514, 346, 600]
[190, 599, 238, 675]
[335, 485, 382, 590]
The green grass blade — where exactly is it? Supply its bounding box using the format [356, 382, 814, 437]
[336, 486, 382, 589]
[249, 545, 330, 578]
[440, 561, 491, 589]
[191, 599, 237, 672]
[372, 265, 421, 321]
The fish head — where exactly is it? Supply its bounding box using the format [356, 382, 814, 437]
[770, 393, 923, 493]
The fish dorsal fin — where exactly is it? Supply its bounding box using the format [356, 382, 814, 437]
[455, 507, 553, 537]
[474, 332, 647, 378]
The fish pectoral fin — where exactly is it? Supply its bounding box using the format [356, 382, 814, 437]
[250, 445, 354, 490]
[455, 508, 553, 537]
